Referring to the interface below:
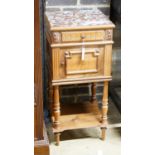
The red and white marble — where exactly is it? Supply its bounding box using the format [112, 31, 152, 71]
[45, 9, 113, 28]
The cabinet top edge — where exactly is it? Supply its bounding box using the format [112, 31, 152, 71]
[49, 25, 115, 31]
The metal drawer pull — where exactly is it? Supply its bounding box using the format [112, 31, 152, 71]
[65, 48, 100, 60]
[94, 48, 100, 56]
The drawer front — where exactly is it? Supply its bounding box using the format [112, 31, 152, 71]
[61, 31, 105, 43]
[59, 47, 105, 79]
[51, 29, 113, 44]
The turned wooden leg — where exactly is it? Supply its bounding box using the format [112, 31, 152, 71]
[53, 86, 60, 128]
[55, 133, 61, 146]
[53, 86, 61, 144]
[101, 128, 106, 140]
[101, 81, 109, 140]
[91, 83, 97, 103]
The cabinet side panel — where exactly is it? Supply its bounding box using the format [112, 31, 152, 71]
[104, 45, 112, 76]
[52, 48, 60, 80]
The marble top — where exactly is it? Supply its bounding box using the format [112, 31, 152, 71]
[45, 9, 113, 28]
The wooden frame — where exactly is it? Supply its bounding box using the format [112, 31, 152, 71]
[34, 0, 43, 140]
[34, 0, 49, 154]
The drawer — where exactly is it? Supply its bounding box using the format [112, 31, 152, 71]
[61, 31, 105, 43]
[51, 29, 113, 44]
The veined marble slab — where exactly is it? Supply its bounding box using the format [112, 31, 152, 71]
[45, 9, 113, 28]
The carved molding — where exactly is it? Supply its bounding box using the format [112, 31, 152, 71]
[65, 51, 71, 58]
[52, 32, 61, 43]
[105, 29, 112, 40]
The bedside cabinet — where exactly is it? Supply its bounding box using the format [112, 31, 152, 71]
[45, 9, 115, 145]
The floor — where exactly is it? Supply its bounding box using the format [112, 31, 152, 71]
[47, 128, 121, 155]
[46, 100, 121, 155]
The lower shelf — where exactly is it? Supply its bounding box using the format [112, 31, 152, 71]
[52, 102, 106, 133]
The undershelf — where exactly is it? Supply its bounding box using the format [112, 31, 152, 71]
[51, 100, 121, 133]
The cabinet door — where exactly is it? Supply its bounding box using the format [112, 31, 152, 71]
[51, 44, 112, 82]
[58, 46, 105, 79]
[65, 48, 100, 75]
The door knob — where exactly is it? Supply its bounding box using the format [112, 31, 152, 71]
[60, 61, 65, 66]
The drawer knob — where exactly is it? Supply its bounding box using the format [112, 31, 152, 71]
[60, 61, 65, 66]
[81, 35, 86, 40]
